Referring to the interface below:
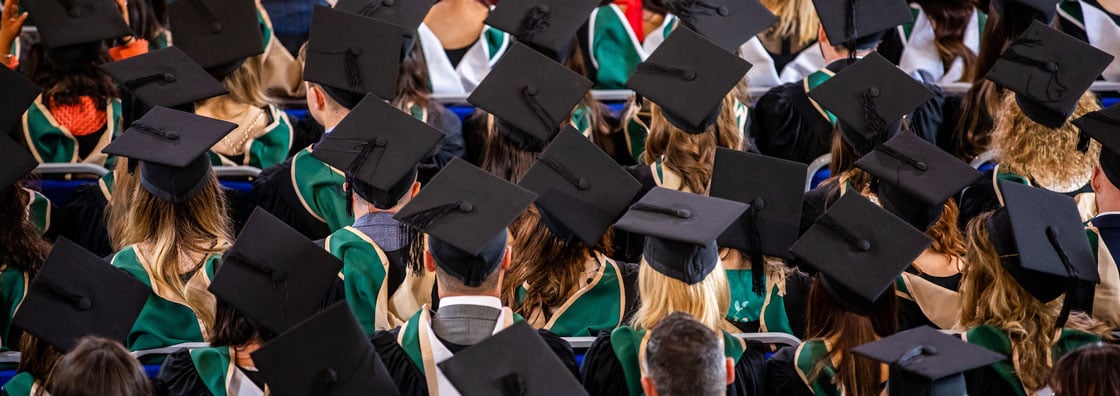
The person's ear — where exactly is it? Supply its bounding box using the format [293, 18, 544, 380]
[309, 84, 326, 111]
[1092, 166, 1104, 193]
[410, 181, 421, 198]
[501, 246, 512, 271]
[725, 357, 735, 385]
[425, 248, 437, 273]
[641, 377, 659, 396]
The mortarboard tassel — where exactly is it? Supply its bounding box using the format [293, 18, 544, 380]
[344, 48, 364, 93]
[816, 214, 872, 252]
[518, 5, 552, 42]
[747, 205, 766, 296]
[123, 73, 178, 91]
[188, 0, 224, 33]
[1046, 227, 1079, 330]
[357, 0, 383, 17]
[630, 202, 692, 219]
[520, 86, 559, 134]
[845, 0, 859, 63]
[675, 0, 724, 27]
[37, 276, 93, 310]
[224, 251, 290, 330]
[861, 89, 888, 140]
[500, 372, 527, 396]
[536, 153, 591, 191]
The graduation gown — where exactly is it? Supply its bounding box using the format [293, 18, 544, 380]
[620, 98, 749, 164]
[581, 326, 766, 396]
[23, 188, 52, 237]
[584, 5, 678, 89]
[0, 264, 27, 353]
[1058, 0, 1120, 82]
[1085, 213, 1120, 328]
[257, 4, 306, 101]
[738, 37, 824, 89]
[417, 22, 510, 95]
[962, 325, 1101, 396]
[515, 255, 639, 337]
[0, 373, 44, 396]
[895, 269, 962, 331]
[764, 340, 852, 396]
[200, 100, 294, 170]
[892, 4, 985, 84]
[957, 165, 1094, 230]
[723, 254, 811, 338]
[156, 347, 267, 396]
[370, 305, 579, 396]
[111, 246, 219, 357]
[21, 96, 122, 167]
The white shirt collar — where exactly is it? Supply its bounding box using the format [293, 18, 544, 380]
[437, 295, 502, 310]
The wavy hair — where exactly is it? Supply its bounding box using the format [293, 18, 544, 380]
[915, 0, 980, 82]
[631, 260, 730, 332]
[641, 95, 743, 193]
[805, 275, 897, 396]
[926, 199, 966, 256]
[993, 92, 1101, 193]
[0, 182, 50, 275]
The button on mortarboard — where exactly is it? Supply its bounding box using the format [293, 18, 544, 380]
[23, 0, 132, 48]
[304, 5, 405, 102]
[168, 0, 265, 73]
[100, 47, 229, 110]
[853, 326, 1006, 396]
[663, 0, 777, 52]
[486, 0, 601, 60]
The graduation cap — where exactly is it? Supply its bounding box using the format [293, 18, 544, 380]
[813, 0, 912, 49]
[439, 321, 588, 396]
[334, 0, 436, 35]
[251, 303, 400, 396]
[1074, 104, 1120, 187]
[614, 188, 748, 284]
[709, 148, 807, 294]
[518, 127, 643, 248]
[626, 27, 751, 134]
[100, 46, 228, 121]
[0, 65, 41, 136]
[987, 181, 1098, 307]
[305, 5, 405, 107]
[486, 0, 600, 61]
[854, 133, 983, 230]
[12, 238, 151, 352]
[809, 52, 935, 157]
[168, 0, 265, 77]
[852, 326, 1006, 396]
[991, 0, 1060, 22]
[468, 43, 593, 151]
[0, 135, 37, 192]
[664, 0, 778, 52]
[790, 192, 932, 315]
[209, 208, 344, 336]
[986, 21, 1113, 128]
[22, 0, 131, 48]
[395, 159, 536, 287]
[312, 94, 444, 205]
[101, 107, 236, 203]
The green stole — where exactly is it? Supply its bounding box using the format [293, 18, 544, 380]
[589, 5, 650, 89]
[0, 265, 27, 353]
[725, 268, 793, 334]
[208, 104, 294, 170]
[482, 26, 509, 61]
[111, 246, 218, 353]
[191, 347, 233, 396]
[515, 256, 626, 337]
[99, 171, 115, 201]
[22, 97, 122, 165]
[964, 325, 1101, 396]
[24, 189, 50, 235]
[572, 105, 594, 138]
[611, 326, 746, 396]
[325, 226, 390, 337]
[804, 70, 837, 126]
[396, 305, 523, 391]
[1, 372, 39, 396]
[793, 339, 840, 396]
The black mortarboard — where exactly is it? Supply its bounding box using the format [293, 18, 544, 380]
[101, 107, 236, 203]
[854, 133, 982, 230]
[1074, 104, 1120, 187]
[486, 0, 600, 61]
[23, 0, 131, 48]
[334, 0, 436, 35]
[0, 135, 37, 192]
[209, 208, 344, 336]
[614, 188, 748, 284]
[304, 5, 405, 106]
[100, 46, 228, 110]
[439, 321, 588, 396]
[665, 0, 778, 52]
[809, 53, 935, 157]
[312, 94, 444, 192]
[987, 181, 1099, 304]
[813, 0, 912, 49]
[709, 148, 806, 293]
[0, 65, 41, 135]
[991, 0, 1060, 22]
[853, 326, 1006, 396]
[252, 303, 400, 396]
[395, 159, 536, 286]
[468, 43, 592, 151]
[790, 192, 932, 315]
[519, 127, 643, 248]
[626, 27, 751, 134]
[12, 238, 150, 352]
[986, 21, 1113, 128]
[168, 0, 265, 77]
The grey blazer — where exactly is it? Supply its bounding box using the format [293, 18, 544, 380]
[430, 304, 501, 346]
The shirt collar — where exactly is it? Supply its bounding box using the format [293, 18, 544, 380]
[437, 295, 502, 310]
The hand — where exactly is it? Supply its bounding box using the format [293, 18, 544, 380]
[116, 0, 129, 27]
[0, 0, 28, 54]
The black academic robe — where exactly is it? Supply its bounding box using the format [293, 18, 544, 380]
[897, 269, 962, 331]
[956, 168, 1093, 230]
[762, 347, 813, 396]
[155, 349, 268, 396]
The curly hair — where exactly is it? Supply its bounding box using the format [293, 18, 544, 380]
[992, 92, 1101, 193]
[0, 183, 50, 275]
[641, 93, 743, 194]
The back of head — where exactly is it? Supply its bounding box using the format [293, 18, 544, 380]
[644, 312, 726, 396]
[1051, 343, 1120, 396]
[48, 336, 153, 396]
[632, 260, 729, 331]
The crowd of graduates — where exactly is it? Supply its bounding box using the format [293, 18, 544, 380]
[7, 0, 1120, 395]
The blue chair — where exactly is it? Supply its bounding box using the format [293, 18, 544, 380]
[805, 154, 832, 192]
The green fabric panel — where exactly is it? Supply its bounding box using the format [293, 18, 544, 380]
[726, 269, 765, 322]
[1053, 328, 1102, 360]
[247, 106, 294, 169]
[978, 11, 988, 36]
[721, 330, 745, 362]
[965, 325, 1027, 396]
[805, 71, 837, 126]
[795, 340, 840, 396]
[760, 279, 793, 335]
[483, 26, 508, 60]
[1087, 227, 1101, 262]
[101, 171, 115, 196]
[328, 228, 388, 337]
[24, 101, 75, 163]
[591, 6, 644, 89]
[902, 5, 921, 40]
[291, 148, 353, 232]
[626, 117, 648, 163]
[610, 326, 648, 396]
[0, 268, 26, 352]
[257, 10, 273, 51]
[895, 275, 911, 298]
[1, 372, 36, 396]
[399, 311, 427, 377]
[27, 190, 49, 235]
[190, 347, 232, 396]
[571, 105, 592, 136]
[112, 246, 211, 352]
[1060, 1, 1084, 25]
[544, 259, 623, 337]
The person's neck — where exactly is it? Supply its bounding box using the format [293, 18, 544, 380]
[233, 342, 262, 369]
[824, 50, 871, 65]
[317, 111, 348, 132]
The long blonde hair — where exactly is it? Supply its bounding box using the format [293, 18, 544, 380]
[631, 260, 730, 332]
[642, 94, 743, 194]
[115, 171, 233, 329]
[761, 0, 820, 50]
[993, 92, 1101, 192]
[220, 54, 269, 108]
[960, 212, 1111, 393]
[107, 160, 140, 251]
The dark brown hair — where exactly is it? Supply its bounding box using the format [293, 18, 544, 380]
[564, 40, 620, 159]
[394, 40, 434, 113]
[915, 0, 979, 82]
[48, 336, 153, 396]
[17, 333, 64, 390]
[805, 275, 897, 396]
[1050, 343, 1120, 396]
[25, 44, 118, 110]
[0, 182, 50, 275]
[208, 298, 273, 348]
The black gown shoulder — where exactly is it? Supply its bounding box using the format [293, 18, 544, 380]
[371, 328, 428, 396]
[616, 261, 641, 326]
[782, 269, 813, 339]
[610, 166, 655, 264]
[250, 158, 332, 240]
[749, 83, 833, 165]
[537, 328, 580, 379]
[964, 365, 1020, 396]
[57, 183, 113, 256]
[763, 346, 813, 396]
[898, 271, 962, 331]
[154, 349, 212, 396]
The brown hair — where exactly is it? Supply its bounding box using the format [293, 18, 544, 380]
[106, 161, 140, 251]
[209, 298, 272, 347]
[915, 0, 980, 82]
[0, 182, 50, 275]
[993, 92, 1101, 192]
[17, 333, 63, 392]
[503, 207, 612, 317]
[641, 98, 742, 194]
[25, 43, 118, 110]
[565, 40, 619, 159]
[1050, 343, 1120, 396]
[394, 40, 434, 112]
[48, 336, 153, 396]
[960, 212, 1111, 393]
[926, 199, 966, 256]
[479, 116, 538, 184]
[805, 276, 897, 396]
[219, 54, 271, 108]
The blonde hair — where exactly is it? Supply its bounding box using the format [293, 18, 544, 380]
[116, 171, 233, 329]
[642, 92, 744, 194]
[993, 92, 1101, 192]
[960, 212, 1111, 393]
[761, 0, 820, 50]
[926, 199, 966, 257]
[106, 161, 140, 251]
[631, 260, 730, 332]
[221, 54, 270, 108]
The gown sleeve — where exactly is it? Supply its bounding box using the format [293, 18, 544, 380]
[749, 84, 832, 164]
[371, 328, 428, 396]
[418, 105, 466, 185]
[538, 329, 580, 379]
[763, 347, 813, 396]
[154, 349, 213, 396]
[580, 330, 630, 396]
[729, 341, 768, 396]
[907, 85, 946, 145]
[57, 184, 114, 257]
